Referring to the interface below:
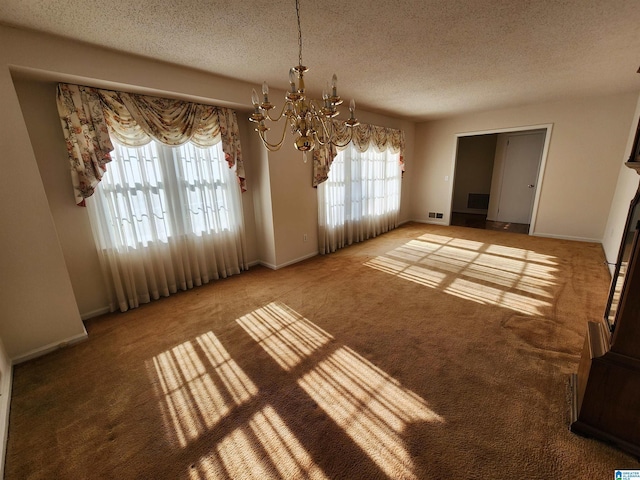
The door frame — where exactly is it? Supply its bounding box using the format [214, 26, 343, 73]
[0, 339, 11, 480]
[448, 123, 553, 235]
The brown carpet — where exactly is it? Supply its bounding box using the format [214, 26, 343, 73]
[5, 223, 640, 479]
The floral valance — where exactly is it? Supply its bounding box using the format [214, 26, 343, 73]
[312, 122, 405, 187]
[56, 83, 245, 206]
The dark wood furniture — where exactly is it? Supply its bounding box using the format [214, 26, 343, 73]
[570, 161, 640, 458]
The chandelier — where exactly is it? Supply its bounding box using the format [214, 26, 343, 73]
[249, 0, 358, 157]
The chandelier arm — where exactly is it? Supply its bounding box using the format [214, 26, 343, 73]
[331, 128, 354, 149]
[258, 122, 289, 152]
[264, 101, 290, 122]
[312, 125, 352, 149]
[313, 112, 333, 142]
[317, 113, 352, 148]
[313, 130, 332, 147]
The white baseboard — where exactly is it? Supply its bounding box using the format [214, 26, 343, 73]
[11, 331, 88, 365]
[258, 251, 319, 271]
[0, 359, 12, 480]
[80, 306, 110, 321]
[276, 252, 319, 270]
[258, 260, 277, 270]
[409, 219, 602, 243]
[532, 232, 601, 243]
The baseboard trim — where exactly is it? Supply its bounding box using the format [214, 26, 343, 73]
[12, 330, 88, 365]
[258, 260, 277, 270]
[408, 219, 602, 243]
[0, 359, 13, 480]
[532, 232, 601, 243]
[258, 251, 319, 271]
[80, 306, 110, 321]
[411, 218, 449, 226]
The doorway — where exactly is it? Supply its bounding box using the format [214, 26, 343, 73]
[450, 126, 549, 234]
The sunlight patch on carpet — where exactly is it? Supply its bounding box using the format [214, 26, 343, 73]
[150, 332, 258, 448]
[448, 237, 484, 250]
[298, 346, 443, 480]
[364, 234, 557, 316]
[366, 256, 447, 287]
[189, 405, 328, 480]
[485, 243, 558, 264]
[445, 278, 550, 315]
[237, 302, 333, 371]
[461, 260, 554, 298]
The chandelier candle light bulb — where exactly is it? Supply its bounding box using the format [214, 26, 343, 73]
[249, 0, 358, 155]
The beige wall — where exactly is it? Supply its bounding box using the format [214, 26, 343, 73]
[602, 93, 640, 267]
[0, 52, 87, 360]
[0, 25, 414, 359]
[242, 121, 277, 268]
[411, 94, 638, 241]
[12, 77, 111, 318]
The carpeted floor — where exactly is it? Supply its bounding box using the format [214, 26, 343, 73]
[5, 222, 640, 479]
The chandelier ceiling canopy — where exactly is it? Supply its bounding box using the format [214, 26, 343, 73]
[249, 0, 358, 157]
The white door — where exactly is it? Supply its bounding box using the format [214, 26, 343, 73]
[496, 131, 545, 224]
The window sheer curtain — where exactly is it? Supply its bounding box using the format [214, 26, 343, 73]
[314, 122, 405, 254]
[57, 84, 247, 312]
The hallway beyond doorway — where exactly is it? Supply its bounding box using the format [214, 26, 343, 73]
[451, 212, 529, 234]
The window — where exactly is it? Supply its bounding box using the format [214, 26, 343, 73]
[97, 140, 238, 249]
[87, 139, 246, 312]
[97, 142, 170, 248]
[318, 143, 401, 253]
[176, 143, 235, 236]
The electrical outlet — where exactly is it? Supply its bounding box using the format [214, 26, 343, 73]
[436, 213, 443, 219]
[428, 212, 436, 218]
[303, 233, 308, 242]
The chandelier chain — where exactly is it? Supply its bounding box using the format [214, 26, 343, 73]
[296, 0, 303, 67]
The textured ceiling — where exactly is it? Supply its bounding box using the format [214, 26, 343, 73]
[1, 0, 639, 120]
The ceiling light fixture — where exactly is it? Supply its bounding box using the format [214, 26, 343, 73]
[249, 0, 358, 159]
